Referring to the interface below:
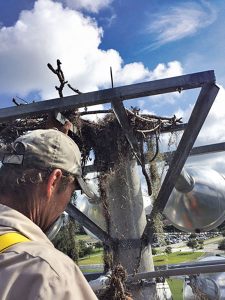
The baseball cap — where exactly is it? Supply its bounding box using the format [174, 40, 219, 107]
[2, 129, 99, 202]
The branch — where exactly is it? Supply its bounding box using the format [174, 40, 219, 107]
[67, 83, 82, 95]
[47, 59, 68, 98]
[127, 109, 182, 124]
[78, 109, 113, 115]
[12, 98, 20, 106]
[136, 124, 161, 134]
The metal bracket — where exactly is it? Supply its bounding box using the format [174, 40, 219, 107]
[54, 111, 78, 134]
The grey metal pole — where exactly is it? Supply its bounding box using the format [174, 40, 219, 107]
[127, 263, 225, 281]
[104, 157, 157, 299]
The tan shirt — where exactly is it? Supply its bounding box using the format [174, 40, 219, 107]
[0, 204, 98, 300]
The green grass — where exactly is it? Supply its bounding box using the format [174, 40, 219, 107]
[89, 248, 103, 255]
[76, 234, 91, 241]
[79, 250, 204, 266]
[80, 267, 104, 273]
[167, 279, 183, 300]
[153, 251, 204, 266]
[79, 250, 103, 265]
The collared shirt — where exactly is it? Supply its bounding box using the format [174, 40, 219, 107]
[0, 204, 98, 300]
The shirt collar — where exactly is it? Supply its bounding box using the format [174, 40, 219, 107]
[0, 204, 53, 246]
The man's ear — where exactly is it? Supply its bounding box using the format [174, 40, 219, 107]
[46, 169, 63, 200]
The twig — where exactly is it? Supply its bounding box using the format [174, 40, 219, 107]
[67, 83, 82, 95]
[148, 133, 160, 163]
[127, 109, 182, 124]
[136, 124, 161, 133]
[16, 96, 29, 104]
[12, 98, 20, 106]
[140, 137, 152, 196]
[78, 109, 113, 115]
[47, 59, 68, 97]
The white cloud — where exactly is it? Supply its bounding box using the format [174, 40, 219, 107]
[0, 0, 102, 97]
[174, 104, 193, 122]
[114, 62, 150, 86]
[141, 61, 184, 107]
[0, 0, 183, 106]
[115, 60, 183, 87]
[146, 1, 217, 48]
[62, 0, 113, 13]
[151, 61, 183, 80]
[0, 0, 119, 99]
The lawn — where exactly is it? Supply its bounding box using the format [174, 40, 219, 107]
[79, 250, 103, 265]
[79, 250, 204, 266]
[153, 251, 204, 266]
[76, 234, 93, 241]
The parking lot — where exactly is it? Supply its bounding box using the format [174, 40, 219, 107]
[152, 232, 223, 253]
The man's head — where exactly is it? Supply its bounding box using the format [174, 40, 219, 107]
[0, 129, 95, 232]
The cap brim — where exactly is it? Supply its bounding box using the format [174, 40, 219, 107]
[77, 177, 100, 203]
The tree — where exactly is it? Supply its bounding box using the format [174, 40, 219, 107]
[187, 239, 199, 251]
[78, 240, 93, 258]
[52, 216, 78, 262]
[165, 246, 172, 254]
[152, 248, 157, 255]
[94, 241, 103, 249]
[218, 239, 225, 250]
[198, 240, 204, 249]
[189, 233, 197, 239]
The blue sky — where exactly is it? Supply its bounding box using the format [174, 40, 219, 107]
[1, 0, 225, 172]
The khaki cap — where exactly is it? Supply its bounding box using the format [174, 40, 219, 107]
[2, 129, 98, 201]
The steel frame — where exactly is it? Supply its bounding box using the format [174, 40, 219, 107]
[0, 70, 221, 282]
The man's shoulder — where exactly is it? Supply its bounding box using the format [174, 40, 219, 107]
[7, 241, 77, 278]
[1, 242, 98, 300]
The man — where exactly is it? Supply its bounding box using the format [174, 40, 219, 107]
[0, 128, 98, 299]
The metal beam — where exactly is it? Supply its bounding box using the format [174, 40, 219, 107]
[66, 203, 113, 247]
[164, 259, 225, 270]
[127, 263, 225, 282]
[188, 142, 225, 156]
[0, 71, 215, 122]
[164, 142, 225, 162]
